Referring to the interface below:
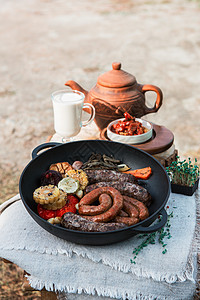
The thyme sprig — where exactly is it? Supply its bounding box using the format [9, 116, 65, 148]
[131, 212, 173, 264]
[166, 156, 199, 187]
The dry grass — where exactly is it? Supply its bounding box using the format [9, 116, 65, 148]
[0, 259, 40, 299]
[0, 164, 20, 205]
[0, 164, 41, 299]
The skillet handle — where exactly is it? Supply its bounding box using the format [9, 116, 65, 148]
[133, 208, 168, 233]
[32, 142, 61, 159]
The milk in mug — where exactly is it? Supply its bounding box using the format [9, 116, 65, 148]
[52, 91, 84, 138]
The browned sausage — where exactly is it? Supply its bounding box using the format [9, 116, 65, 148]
[114, 216, 139, 226]
[113, 199, 140, 226]
[84, 169, 137, 184]
[79, 187, 123, 222]
[123, 196, 149, 220]
[85, 181, 151, 206]
[61, 212, 127, 232]
[78, 193, 112, 216]
[118, 210, 129, 217]
[123, 200, 139, 218]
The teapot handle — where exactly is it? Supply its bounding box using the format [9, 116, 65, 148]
[141, 84, 163, 114]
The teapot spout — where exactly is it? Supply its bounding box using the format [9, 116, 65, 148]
[65, 80, 88, 98]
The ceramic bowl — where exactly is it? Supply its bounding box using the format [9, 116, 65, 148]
[107, 118, 153, 144]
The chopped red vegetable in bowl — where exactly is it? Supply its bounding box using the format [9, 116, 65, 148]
[107, 112, 153, 144]
[111, 112, 148, 136]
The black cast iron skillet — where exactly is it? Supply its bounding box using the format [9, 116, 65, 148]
[19, 140, 170, 245]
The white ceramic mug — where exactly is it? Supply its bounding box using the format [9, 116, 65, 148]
[51, 90, 95, 142]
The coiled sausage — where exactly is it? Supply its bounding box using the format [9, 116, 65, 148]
[114, 199, 140, 226]
[118, 210, 128, 217]
[79, 187, 123, 222]
[114, 196, 149, 225]
[78, 193, 112, 216]
[123, 196, 149, 220]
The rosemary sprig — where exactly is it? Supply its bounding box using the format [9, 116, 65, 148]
[131, 212, 173, 264]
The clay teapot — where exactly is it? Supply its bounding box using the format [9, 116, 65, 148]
[65, 62, 163, 131]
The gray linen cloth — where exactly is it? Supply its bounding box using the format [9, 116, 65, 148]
[0, 187, 199, 299]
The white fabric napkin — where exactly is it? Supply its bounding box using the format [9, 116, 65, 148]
[0, 188, 198, 300]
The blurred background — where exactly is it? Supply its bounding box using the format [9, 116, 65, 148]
[0, 0, 200, 297]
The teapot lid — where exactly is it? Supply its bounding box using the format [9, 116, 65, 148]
[97, 62, 136, 88]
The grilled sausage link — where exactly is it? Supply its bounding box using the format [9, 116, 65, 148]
[114, 216, 139, 226]
[123, 200, 139, 218]
[113, 199, 140, 226]
[118, 210, 129, 217]
[85, 181, 151, 206]
[79, 187, 123, 222]
[114, 196, 149, 225]
[78, 193, 112, 216]
[123, 196, 149, 220]
[61, 212, 127, 232]
[84, 169, 137, 184]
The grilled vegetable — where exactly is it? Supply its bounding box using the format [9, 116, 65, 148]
[56, 195, 79, 217]
[37, 204, 56, 220]
[49, 162, 73, 177]
[117, 164, 130, 172]
[124, 167, 152, 180]
[40, 170, 62, 186]
[43, 190, 67, 210]
[37, 195, 79, 220]
[66, 169, 88, 190]
[58, 177, 79, 194]
[33, 185, 60, 204]
[47, 217, 62, 224]
[81, 153, 121, 170]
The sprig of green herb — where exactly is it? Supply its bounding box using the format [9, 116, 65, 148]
[130, 212, 173, 264]
[166, 156, 199, 187]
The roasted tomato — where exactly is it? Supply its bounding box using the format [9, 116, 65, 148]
[56, 195, 79, 217]
[37, 195, 79, 219]
[37, 204, 56, 220]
